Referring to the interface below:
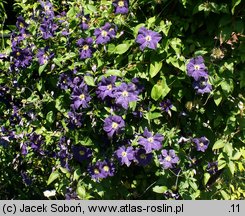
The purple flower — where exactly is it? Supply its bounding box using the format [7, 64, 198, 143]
[159, 149, 179, 169]
[78, 13, 90, 30]
[192, 136, 209, 152]
[39, 0, 55, 18]
[103, 115, 125, 137]
[186, 56, 208, 81]
[20, 143, 28, 155]
[77, 37, 94, 59]
[96, 76, 117, 100]
[136, 27, 162, 51]
[192, 77, 212, 95]
[88, 162, 104, 181]
[57, 73, 73, 90]
[207, 161, 218, 175]
[160, 99, 173, 112]
[57, 137, 72, 169]
[138, 128, 164, 153]
[67, 110, 83, 128]
[11, 47, 33, 69]
[36, 47, 54, 65]
[40, 18, 58, 39]
[94, 23, 117, 45]
[115, 146, 135, 166]
[113, 0, 129, 14]
[100, 160, 116, 178]
[16, 16, 28, 33]
[71, 85, 91, 110]
[114, 82, 138, 109]
[72, 145, 92, 163]
[135, 148, 153, 166]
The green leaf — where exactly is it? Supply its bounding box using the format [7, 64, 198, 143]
[114, 44, 130, 54]
[203, 173, 211, 185]
[105, 69, 122, 77]
[77, 185, 86, 199]
[152, 186, 168, 193]
[53, 58, 62, 68]
[228, 161, 235, 176]
[220, 190, 230, 199]
[212, 139, 225, 150]
[84, 75, 95, 86]
[38, 63, 47, 75]
[47, 171, 60, 185]
[151, 77, 170, 101]
[149, 61, 162, 78]
[232, 0, 241, 14]
[214, 90, 222, 106]
[224, 143, 233, 157]
[87, 4, 97, 13]
[46, 111, 54, 123]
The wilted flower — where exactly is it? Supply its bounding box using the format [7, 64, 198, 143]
[103, 115, 125, 137]
[135, 148, 153, 166]
[207, 161, 218, 175]
[138, 128, 164, 153]
[96, 76, 117, 100]
[113, 0, 129, 14]
[159, 149, 179, 169]
[94, 23, 117, 44]
[115, 146, 135, 166]
[192, 136, 209, 152]
[186, 56, 208, 81]
[136, 27, 162, 51]
[114, 82, 138, 109]
[72, 145, 92, 163]
[160, 99, 173, 112]
[192, 77, 212, 95]
[77, 37, 94, 59]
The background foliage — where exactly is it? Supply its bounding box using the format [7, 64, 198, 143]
[0, 0, 245, 199]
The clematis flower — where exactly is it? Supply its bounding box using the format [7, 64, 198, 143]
[112, 0, 129, 14]
[160, 99, 173, 112]
[36, 47, 54, 65]
[77, 37, 94, 59]
[192, 136, 209, 152]
[94, 23, 117, 44]
[135, 148, 153, 166]
[159, 149, 179, 169]
[136, 27, 162, 51]
[103, 115, 125, 137]
[138, 128, 164, 153]
[100, 160, 116, 178]
[72, 145, 92, 163]
[115, 146, 135, 166]
[71, 85, 91, 110]
[186, 56, 208, 81]
[114, 82, 138, 109]
[96, 76, 117, 100]
[192, 77, 212, 95]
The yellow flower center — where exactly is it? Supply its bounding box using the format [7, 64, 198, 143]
[94, 168, 100, 174]
[83, 45, 89, 50]
[145, 35, 152, 41]
[103, 166, 109, 172]
[112, 122, 118, 129]
[147, 137, 154, 143]
[140, 154, 146, 159]
[19, 22, 24, 28]
[122, 90, 128, 97]
[82, 16, 87, 22]
[194, 65, 200, 70]
[107, 84, 112, 90]
[165, 156, 171, 162]
[199, 142, 204, 147]
[121, 151, 127, 157]
[16, 52, 21, 56]
[101, 30, 108, 37]
[118, 1, 124, 7]
[79, 150, 85, 156]
[79, 94, 85, 100]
